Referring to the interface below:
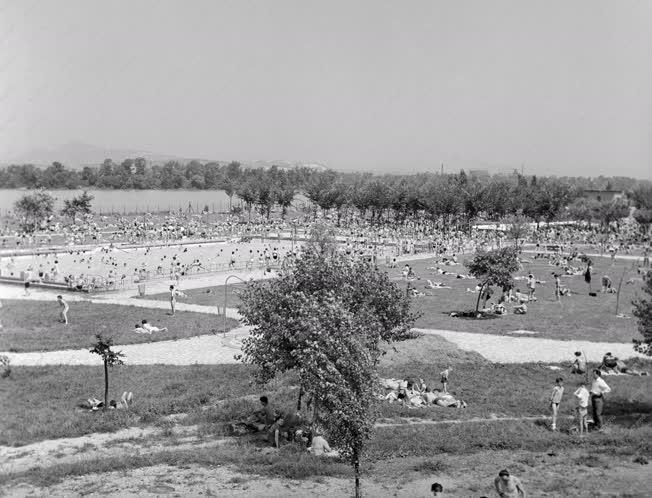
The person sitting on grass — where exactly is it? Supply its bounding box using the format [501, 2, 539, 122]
[422, 386, 437, 404]
[308, 428, 336, 457]
[434, 391, 466, 408]
[140, 319, 168, 333]
[494, 469, 526, 497]
[492, 302, 507, 315]
[269, 410, 303, 448]
[513, 288, 529, 304]
[601, 275, 615, 293]
[430, 482, 444, 496]
[601, 352, 618, 372]
[513, 303, 527, 315]
[571, 351, 587, 375]
[253, 395, 277, 431]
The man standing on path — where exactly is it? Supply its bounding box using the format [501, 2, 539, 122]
[590, 369, 611, 431]
[494, 469, 526, 497]
[57, 295, 69, 325]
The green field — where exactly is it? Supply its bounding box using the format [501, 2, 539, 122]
[2, 335, 649, 447]
[141, 255, 645, 342]
[1, 334, 650, 495]
[0, 300, 240, 352]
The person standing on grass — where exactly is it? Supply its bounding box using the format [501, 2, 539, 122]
[526, 274, 536, 301]
[169, 284, 181, 316]
[549, 377, 564, 431]
[56, 295, 69, 325]
[494, 469, 526, 497]
[574, 380, 590, 436]
[440, 366, 451, 393]
[590, 369, 611, 431]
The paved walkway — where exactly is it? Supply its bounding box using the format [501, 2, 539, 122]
[2, 324, 645, 366]
[414, 328, 646, 363]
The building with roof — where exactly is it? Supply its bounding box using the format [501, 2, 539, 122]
[583, 189, 625, 203]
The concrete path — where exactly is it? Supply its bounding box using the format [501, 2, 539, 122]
[0, 285, 239, 317]
[414, 328, 645, 363]
[1, 326, 251, 366]
[2, 325, 645, 366]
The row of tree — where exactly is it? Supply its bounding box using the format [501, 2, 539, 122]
[1, 159, 648, 193]
[6, 160, 652, 232]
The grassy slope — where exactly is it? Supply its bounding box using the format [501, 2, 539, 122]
[0, 363, 297, 446]
[139, 256, 644, 342]
[0, 300, 240, 352]
[2, 335, 650, 447]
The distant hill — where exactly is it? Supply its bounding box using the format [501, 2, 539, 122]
[2, 142, 212, 169]
[2, 142, 328, 172]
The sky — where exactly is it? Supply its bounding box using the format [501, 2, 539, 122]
[1, 0, 651, 177]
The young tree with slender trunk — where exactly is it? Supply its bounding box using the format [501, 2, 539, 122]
[90, 335, 125, 410]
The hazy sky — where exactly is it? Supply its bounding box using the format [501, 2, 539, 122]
[1, 0, 651, 177]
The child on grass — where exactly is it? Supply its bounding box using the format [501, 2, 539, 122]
[573, 381, 589, 436]
[549, 377, 564, 431]
[440, 366, 451, 393]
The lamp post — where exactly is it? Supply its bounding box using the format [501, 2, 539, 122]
[222, 274, 246, 336]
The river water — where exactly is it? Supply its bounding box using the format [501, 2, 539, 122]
[0, 189, 233, 215]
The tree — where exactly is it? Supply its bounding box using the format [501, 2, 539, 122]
[633, 208, 652, 235]
[89, 335, 125, 410]
[219, 162, 242, 209]
[596, 200, 630, 231]
[237, 242, 418, 497]
[466, 247, 519, 312]
[61, 191, 94, 222]
[505, 214, 530, 248]
[630, 185, 652, 209]
[14, 190, 55, 232]
[633, 272, 652, 356]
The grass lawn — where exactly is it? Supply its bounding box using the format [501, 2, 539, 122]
[2, 335, 650, 447]
[137, 282, 246, 309]
[0, 300, 240, 352]
[391, 254, 645, 342]
[0, 363, 298, 446]
[139, 255, 645, 342]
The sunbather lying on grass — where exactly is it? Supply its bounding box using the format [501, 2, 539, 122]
[79, 392, 133, 411]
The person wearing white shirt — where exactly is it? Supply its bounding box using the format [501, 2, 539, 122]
[590, 369, 611, 430]
[574, 381, 590, 435]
